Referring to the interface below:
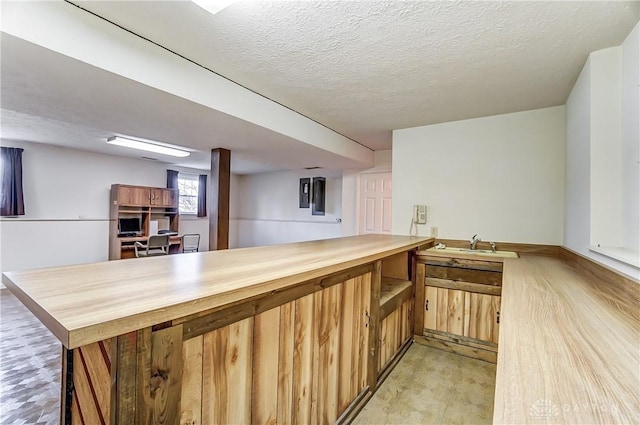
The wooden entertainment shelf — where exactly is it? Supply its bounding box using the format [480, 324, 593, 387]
[108, 184, 180, 260]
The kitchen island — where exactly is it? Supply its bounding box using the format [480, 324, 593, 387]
[2, 234, 431, 425]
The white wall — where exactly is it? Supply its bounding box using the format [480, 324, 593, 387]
[564, 54, 592, 257]
[621, 22, 640, 255]
[392, 107, 566, 244]
[589, 47, 622, 247]
[341, 172, 359, 237]
[0, 140, 215, 274]
[565, 22, 640, 278]
[179, 217, 211, 251]
[235, 170, 342, 247]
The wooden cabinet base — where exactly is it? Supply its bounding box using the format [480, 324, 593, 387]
[378, 298, 413, 371]
[64, 270, 380, 425]
[414, 333, 497, 363]
[3, 236, 431, 425]
[61, 269, 419, 425]
[416, 257, 502, 362]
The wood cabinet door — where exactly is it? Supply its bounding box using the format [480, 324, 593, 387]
[423, 286, 465, 335]
[161, 189, 177, 207]
[465, 292, 500, 344]
[117, 186, 150, 206]
[149, 189, 162, 205]
[423, 285, 500, 344]
[150, 189, 177, 207]
[423, 285, 439, 331]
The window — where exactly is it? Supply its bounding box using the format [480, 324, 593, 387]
[178, 174, 199, 214]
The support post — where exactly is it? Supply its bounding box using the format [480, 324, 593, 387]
[209, 148, 231, 250]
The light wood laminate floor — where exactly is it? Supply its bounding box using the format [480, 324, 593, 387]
[353, 344, 497, 425]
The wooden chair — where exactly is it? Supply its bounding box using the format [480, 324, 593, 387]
[134, 234, 170, 258]
[182, 234, 200, 253]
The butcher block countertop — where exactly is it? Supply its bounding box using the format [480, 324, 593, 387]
[2, 234, 430, 349]
[494, 255, 640, 424]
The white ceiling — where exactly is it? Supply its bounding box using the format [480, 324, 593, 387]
[1, 1, 638, 172]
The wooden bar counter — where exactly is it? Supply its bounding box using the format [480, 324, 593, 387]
[2, 234, 431, 425]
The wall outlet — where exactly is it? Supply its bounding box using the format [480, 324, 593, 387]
[430, 226, 438, 237]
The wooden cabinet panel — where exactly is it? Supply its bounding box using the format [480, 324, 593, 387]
[423, 286, 437, 331]
[467, 292, 490, 341]
[316, 283, 342, 424]
[150, 188, 177, 207]
[277, 303, 295, 425]
[71, 341, 112, 425]
[202, 317, 253, 425]
[339, 277, 357, 412]
[162, 189, 178, 207]
[381, 252, 409, 280]
[378, 298, 412, 372]
[149, 189, 162, 206]
[252, 307, 280, 425]
[71, 269, 380, 425]
[148, 325, 184, 425]
[115, 185, 177, 208]
[293, 293, 315, 425]
[426, 265, 502, 286]
[424, 285, 500, 344]
[447, 289, 466, 335]
[424, 287, 466, 334]
[182, 274, 373, 425]
[491, 295, 500, 344]
[117, 186, 149, 206]
[436, 287, 448, 332]
[181, 335, 203, 425]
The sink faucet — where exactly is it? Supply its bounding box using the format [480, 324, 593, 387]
[469, 234, 481, 250]
[489, 241, 496, 253]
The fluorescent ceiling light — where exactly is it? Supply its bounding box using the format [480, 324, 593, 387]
[191, 0, 236, 15]
[107, 136, 190, 158]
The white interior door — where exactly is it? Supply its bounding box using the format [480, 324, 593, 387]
[359, 172, 392, 234]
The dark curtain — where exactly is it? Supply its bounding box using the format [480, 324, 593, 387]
[167, 169, 179, 189]
[197, 174, 207, 217]
[1, 147, 25, 216]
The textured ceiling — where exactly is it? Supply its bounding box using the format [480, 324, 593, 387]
[1, 1, 638, 173]
[0, 34, 364, 174]
[75, 0, 639, 150]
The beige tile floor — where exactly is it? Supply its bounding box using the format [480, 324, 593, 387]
[353, 344, 496, 425]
